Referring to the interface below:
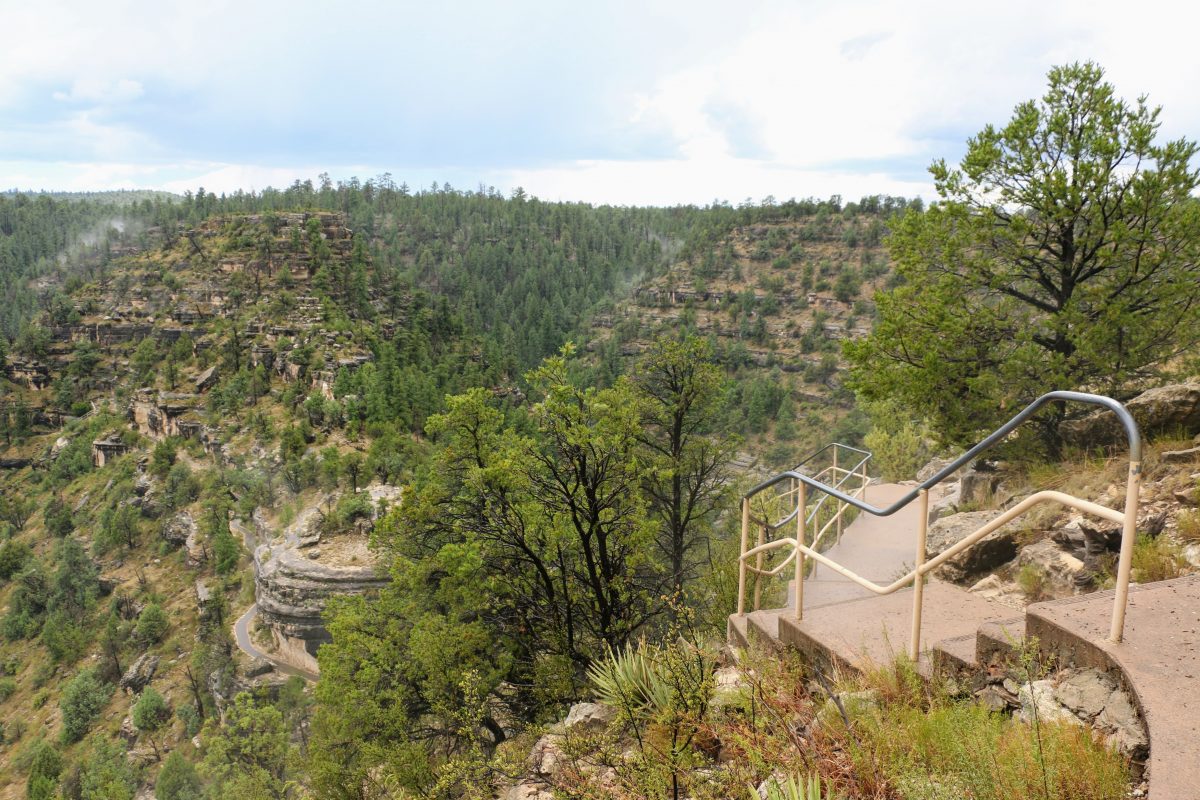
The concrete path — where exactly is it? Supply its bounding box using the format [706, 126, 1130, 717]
[1028, 576, 1200, 800]
[734, 482, 1008, 668]
[731, 481, 1200, 800]
[232, 603, 319, 682]
[802, 482, 926, 609]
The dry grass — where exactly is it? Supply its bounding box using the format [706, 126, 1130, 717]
[1177, 509, 1200, 543]
[1131, 534, 1190, 583]
[548, 643, 1131, 800]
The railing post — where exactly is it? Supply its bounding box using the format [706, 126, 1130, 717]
[737, 497, 749, 616]
[861, 457, 868, 505]
[1109, 460, 1141, 643]
[753, 524, 765, 611]
[909, 488, 929, 661]
[794, 482, 807, 620]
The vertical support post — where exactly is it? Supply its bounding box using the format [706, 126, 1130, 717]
[753, 524, 765, 611]
[861, 457, 868, 505]
[794, 482, 807, 620]
[737, 497, 749, 616]
[909, 488, 929, 661]
[1109, 461, 1141, 643]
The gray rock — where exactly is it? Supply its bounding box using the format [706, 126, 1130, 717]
[1061, 381, 1200, 448]
[959, 462, 1002, 508]
[1017, 680, 1078, 725]
[254, 532, 387, 660]
[1162, 446, 1200, 464]
[195, 365, 219, 392]
[927, 482, 962, 525]
[161, 511, 195, 546]
[926, 511, 1018, 582]
[1015, 540, 1085, 596]
[245, 658, 274, 678]
[528, 734, 566, 777]
[1054, 669, 1116, 720]
[1097, 686, 1148, 759]
[504, 783, 555, 800]
[120, 653, 159, 694]
[563, 702, 616, 731]
[916, 456, 955, 483]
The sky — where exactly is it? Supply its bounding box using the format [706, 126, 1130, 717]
[2, 0, 1199, 206]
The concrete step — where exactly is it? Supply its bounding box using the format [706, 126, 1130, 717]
[776, 580, 1012, 674]
[1026, 575, 1200, 800]
[930, 632, 977, 680]
[976, 616, 1025, 674]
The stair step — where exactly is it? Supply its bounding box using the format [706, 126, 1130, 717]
[975, 616, 1025, 672]
[1025, 576, 1200, 800]
[777, 580, 1011, 674]
[930, 632, 978, 679]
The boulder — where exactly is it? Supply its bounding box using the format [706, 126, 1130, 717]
[927, 482, 962, 525]
[967, 574, 1024, 608]
[926, 511, 1019, 582]
[245, 658, 274, 678]
[959, 462, 1002, 508]
[1015, 540, 1085, 596]
[1053, 669, 1148, 760]
[1060, 381, 1200, 449]
[563, 702, 616, 732]
[528, 734, 566, 777]
[1018, 680, 1078, 725]
[161, 511, 195, 546]
[504, 784, 555, 800]
[1174, 486, 1198, 506]
[195, 365, 219, 392]
[1161, 446, 1200, 464]
[120, 653, 159, 694]
[916, 456, 955, 483]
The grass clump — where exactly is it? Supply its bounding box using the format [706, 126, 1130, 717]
[1131, 534, 1189, 583]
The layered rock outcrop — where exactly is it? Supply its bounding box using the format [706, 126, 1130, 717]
[254, 542, 388, 656]
[1061, 381, 1200, 448]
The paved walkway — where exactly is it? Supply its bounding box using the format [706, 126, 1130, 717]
[730, 483, 1200, 800]
[1028, 576, 1200, 800]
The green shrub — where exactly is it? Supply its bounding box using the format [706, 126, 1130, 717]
[0, 539, 31, 580]
[0, 676, 16, 701]
[41, 609, 89, 663]
[1016, 563, 1049, 602]
[1131, 534, 1188, 583]
[59, 668, 112, 743]
[136, 602, 170, 644]
[44, 501, 74, 537]
[26, 739, 63, 800]
[156, 750, 203, 800]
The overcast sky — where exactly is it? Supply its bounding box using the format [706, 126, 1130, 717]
[3, 0, 1198, 206]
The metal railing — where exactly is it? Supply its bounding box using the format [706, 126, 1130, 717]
[740, 443, 871, 613]
[736, 391, 1142, 657]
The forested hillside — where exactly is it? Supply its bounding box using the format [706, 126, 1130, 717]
[0, 183, 906, 799]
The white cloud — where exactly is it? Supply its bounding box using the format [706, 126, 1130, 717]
[52, 77, 144, 105]
[1, 0, 1199, 203]
[498, 157, 930, 207]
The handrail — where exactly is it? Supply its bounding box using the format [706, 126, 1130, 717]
[752, 445, 872, 531]
[743, 391, 1140, 511]
[736, 391, 1142, 651]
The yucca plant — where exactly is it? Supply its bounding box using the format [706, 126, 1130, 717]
[586, 639, 673, 720]
[753, 774, 843, 800]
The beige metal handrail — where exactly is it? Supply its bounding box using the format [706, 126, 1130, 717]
[740, 444, 871, 614]
[736, 391, 1142, 658]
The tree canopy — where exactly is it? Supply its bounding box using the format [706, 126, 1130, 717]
[847, 61, 1200, 448]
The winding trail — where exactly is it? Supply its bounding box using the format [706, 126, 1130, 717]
[228, 514, 320, 682]
[233, 602, 318, 681]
